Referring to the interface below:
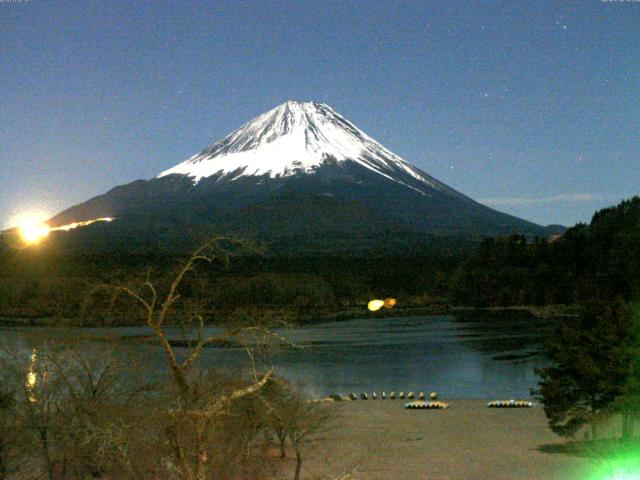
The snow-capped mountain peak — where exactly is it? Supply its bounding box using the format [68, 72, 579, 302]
[157, 101, 452, 195]
[48, 101, 550, 243]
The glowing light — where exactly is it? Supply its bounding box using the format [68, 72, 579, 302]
[17, 217, 50, 245]
[594, 463, 640, 480]
[585, 444, 640, 480]
[26, 348, 37, 403]
[384, 298, 397, 309]
[2, 215, 115, 249]
[52, 217, 114, 232]
[368, 299, 385, 311]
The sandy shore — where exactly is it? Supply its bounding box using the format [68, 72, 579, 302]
[296, 400, 594, 480]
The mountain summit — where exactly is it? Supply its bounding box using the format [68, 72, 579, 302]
[158, 100, 460, 199]
[48, 101, 557, 253]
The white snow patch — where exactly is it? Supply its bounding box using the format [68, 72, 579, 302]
[158, 101, 456, 196]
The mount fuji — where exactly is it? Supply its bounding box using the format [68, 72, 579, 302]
[48, 101, 558, 253]
[157, 101, 460, 197]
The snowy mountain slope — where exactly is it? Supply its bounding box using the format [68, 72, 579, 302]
[157, 100, 463, 199]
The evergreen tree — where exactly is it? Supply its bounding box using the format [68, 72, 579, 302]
[536, 300, 633, 438]
[615, 301, 640, 439]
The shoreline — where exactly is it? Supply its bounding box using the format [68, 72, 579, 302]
[0, 304, 576, 328]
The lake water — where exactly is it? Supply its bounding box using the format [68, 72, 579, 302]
[1, 313, 553, 399]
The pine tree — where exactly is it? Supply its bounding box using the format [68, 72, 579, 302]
[536, 300, 633, 438]
[615, 301, 640, 439]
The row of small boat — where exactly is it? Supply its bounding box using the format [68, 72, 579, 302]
[346, 391, 437, 401]
[403, 399, 535, 410]
[328, 392, 535, 409]
[486, 400, 534, 408]
[404, 401, 450, 409]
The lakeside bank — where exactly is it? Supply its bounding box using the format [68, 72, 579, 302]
[0, 303, 577, 328]
[297, 400, 618, 480]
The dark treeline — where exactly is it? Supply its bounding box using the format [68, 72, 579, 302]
[0, 235, 471, 322]
[1, 197, 638, 322]
[449, 196, 640, 307]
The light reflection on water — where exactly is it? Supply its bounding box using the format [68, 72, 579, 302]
[1, 314, 552, 400]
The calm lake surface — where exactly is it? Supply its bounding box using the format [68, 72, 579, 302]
[1, 313, 553, 399]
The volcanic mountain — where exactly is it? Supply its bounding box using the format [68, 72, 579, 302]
[48, 101, 559, 253]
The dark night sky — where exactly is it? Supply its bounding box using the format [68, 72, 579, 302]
[1, 0, 638, 228]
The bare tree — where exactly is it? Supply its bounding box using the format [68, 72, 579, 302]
[48, 341, 143, 479]
[0, 382, 23, 480]
[288, 400, 335, 480]
[11, 342, 68, 480]
[261, 379, 337, 480]
[1, 330, 153, 480]
[98, 238, 276, 480]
